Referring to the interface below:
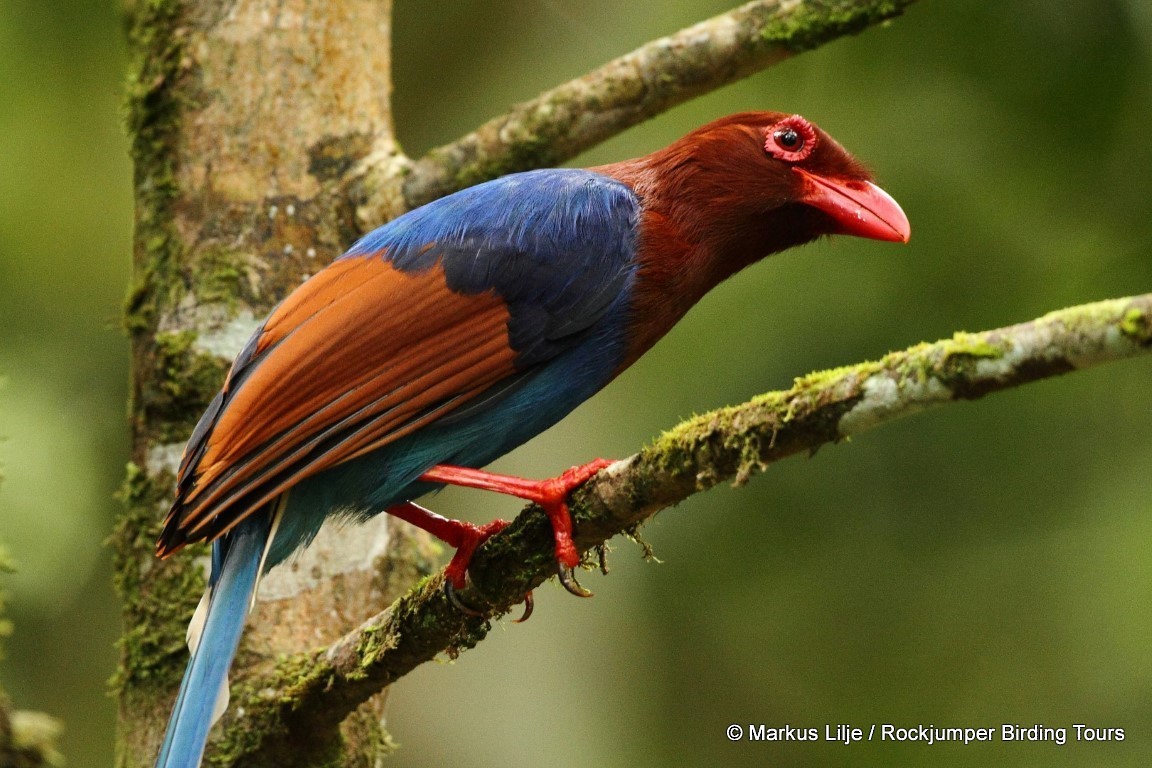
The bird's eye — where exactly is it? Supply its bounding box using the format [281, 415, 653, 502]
[774, 128, 802, 150]
[764, 115, 817, 162]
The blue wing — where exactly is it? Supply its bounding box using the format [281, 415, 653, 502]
[348, 168, 641, 366]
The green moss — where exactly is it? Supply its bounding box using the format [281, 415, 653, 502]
[140, 330, 229, 443]
[451, 132, 554, 195]
[925, 334, 1006, 390]
[190, 247, 250, 307]
[122, 0, 191, 337]
[410, 98, 573, 207]
[207, 698, 340, 768]
[209, 662, 321, 768]
[1119, 306, 1150, 345]
[308, 132, 376, 183]
[110, 462, 206, 695]
[123, 275, 157, 334]
[212, 644, 407, 768]
[353, 625, 398, 672]
[759, 0, 913, 53]
[645, 420, 701, 477]
[791, 363, 866, 391]
[943, 332, 1004, 359]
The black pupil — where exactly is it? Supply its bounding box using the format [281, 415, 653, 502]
[778, 128, 800, 149]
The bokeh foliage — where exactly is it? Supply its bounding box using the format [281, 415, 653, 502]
[0, 1, 1149, 766]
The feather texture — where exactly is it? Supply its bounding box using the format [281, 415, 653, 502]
[154, 512, 273, 768]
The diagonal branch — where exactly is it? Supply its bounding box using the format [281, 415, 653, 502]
[353, 0, 919, 221]
[224, 293, 1151, 765]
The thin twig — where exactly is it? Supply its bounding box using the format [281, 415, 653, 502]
[223, 293, 1151, 765]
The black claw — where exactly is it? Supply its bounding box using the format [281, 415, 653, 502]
[447, 577, 535, 624]
[512, 591, 535, 623]
[445, 579, 486, 617]
[597, 544, 609, 575]
[557, 564, 594, 598]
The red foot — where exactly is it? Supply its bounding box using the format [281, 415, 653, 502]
[419, 458, 614, 570]
[385, 501, 508, 589]
[443, 518, 509, 589]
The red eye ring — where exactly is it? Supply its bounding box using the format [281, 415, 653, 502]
[764, 115, 817, 162]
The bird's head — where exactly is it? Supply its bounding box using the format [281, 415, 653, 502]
[755, 111, 909, 244]
[624, 111, 909, 272]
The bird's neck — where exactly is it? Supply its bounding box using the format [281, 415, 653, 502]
[594, 153, 809, 369]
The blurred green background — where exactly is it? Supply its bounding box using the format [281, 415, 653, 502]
[1, 1, 1151, 765]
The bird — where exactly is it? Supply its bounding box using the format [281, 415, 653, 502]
[152, 111, 909, 767]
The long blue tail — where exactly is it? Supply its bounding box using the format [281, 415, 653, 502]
[154, 511, 273, 768]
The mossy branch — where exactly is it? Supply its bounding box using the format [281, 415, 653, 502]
[217, 293, 1151, 766]
[362, 0, 918, 216]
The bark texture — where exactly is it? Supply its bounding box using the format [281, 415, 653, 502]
[117, 1, 408, 766]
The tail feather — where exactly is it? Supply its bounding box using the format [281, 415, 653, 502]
[154, 510, 273, 768]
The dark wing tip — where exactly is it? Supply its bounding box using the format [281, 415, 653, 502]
[155, 505, 191, 558]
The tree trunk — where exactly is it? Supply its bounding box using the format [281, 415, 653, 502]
[116, 2, 416, 765]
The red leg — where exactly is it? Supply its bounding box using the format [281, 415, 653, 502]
[419, 458, 614, 571]
[385, 501, 508, 589]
